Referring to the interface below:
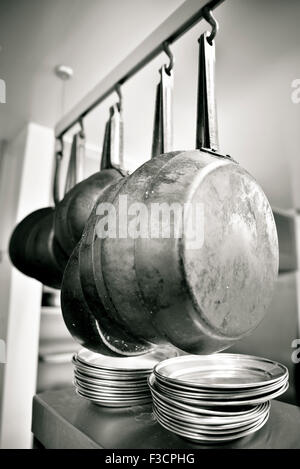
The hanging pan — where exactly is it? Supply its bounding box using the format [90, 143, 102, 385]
[61, 104, 151, 355]
[100, 61, 180, 344]
[9, 147, 68, 288]
[54, 104, 125, 257]
[96, 22, 278, 354]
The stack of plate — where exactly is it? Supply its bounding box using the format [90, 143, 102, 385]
[149, 354, 289, 443]
[73, 347, 178, 407]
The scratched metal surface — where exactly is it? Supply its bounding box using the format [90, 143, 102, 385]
[61, 149, 278, 356]
[133, 150, 278, 353]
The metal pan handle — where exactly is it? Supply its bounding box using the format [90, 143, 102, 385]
[100, 113, 111, 170]
[53, 139, 63, 206]
[64, 130, 85, 195]
[196, 31, 219, 152]
[100, 103, 126, 174]
[151, 65, 174, 158]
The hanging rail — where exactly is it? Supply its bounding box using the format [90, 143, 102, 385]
[55, 0, 224, 139]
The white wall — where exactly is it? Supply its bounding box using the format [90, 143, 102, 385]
[0, 0, 184, 140]
[79, 0, 300, 210]
[0, 123, 54, 449]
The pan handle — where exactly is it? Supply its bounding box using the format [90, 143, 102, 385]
[64, 130, 86, 195]
[53, 138, 63, 206]
[196, 31, 219, 152]
[151, 62, 174, 158]
[100, 103, 126, 175]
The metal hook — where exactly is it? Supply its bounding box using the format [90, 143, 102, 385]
[53, 136, 64, 205]
[115, 83, 122, 112]
[78, 117, 85, 138]
[202, 7, 219, 45]
[162, 41, 174, 75]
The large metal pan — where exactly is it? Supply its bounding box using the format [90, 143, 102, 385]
[96, 33, 278, 354]
[61, 108, 152, 356]
[9, 207, 53, 276]
[24, 208, 65, 288]
[53, 132, 85, 256]
[100, 67, 178, 344]
[54, 106, 125, 257]
[9, 152, 67, 288]
[77, 70, 176, 346]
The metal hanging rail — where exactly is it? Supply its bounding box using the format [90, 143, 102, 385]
[55, 0, 224, 139]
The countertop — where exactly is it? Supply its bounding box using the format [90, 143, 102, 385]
[32, 387, 300, 449]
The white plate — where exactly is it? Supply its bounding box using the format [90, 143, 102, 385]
[153, 375, 288, 400]
[76, 346, 178, 371]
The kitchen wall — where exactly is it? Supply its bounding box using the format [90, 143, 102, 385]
[231, 272, 300, 405]
[80, 0, 300, 211]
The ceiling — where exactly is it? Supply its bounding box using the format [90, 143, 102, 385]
[0, 0, 184, 142]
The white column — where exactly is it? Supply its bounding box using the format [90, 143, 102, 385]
[0, 123, 54, 449]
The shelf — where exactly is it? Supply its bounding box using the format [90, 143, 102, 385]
[32, 387, 300, 449]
